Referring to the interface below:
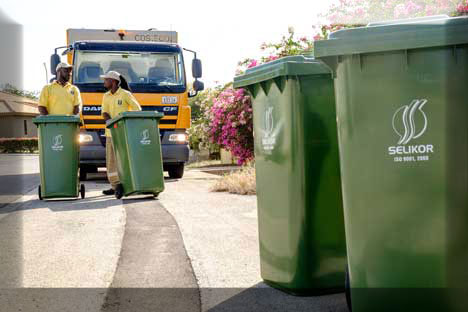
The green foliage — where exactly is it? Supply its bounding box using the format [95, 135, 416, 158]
[1, 84, 39, 100]
[0, 138, 38, 153]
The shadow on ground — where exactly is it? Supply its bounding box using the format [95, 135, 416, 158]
[205, 284, 349, 312]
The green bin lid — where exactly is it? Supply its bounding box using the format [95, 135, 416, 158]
[106, 111, 164, 129]
[233, 55, 331, 88]
[314, 15, 468, 57]
[33, 115, 81, 124]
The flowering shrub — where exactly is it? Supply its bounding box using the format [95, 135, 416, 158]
[319, 0, 465, 26]
[207, 87, 254, 165]
[313, 0, 468, 41]
[200, 28, 313, 165]
[237, 27, 314, 74]
[188, 86, 226, 152]
[457, 0, 468, 14]
[313, 23, 365, 41]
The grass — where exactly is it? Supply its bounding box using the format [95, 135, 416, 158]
[211, 166, 256, 195]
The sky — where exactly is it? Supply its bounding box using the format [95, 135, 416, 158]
[0, 0, 331, 93]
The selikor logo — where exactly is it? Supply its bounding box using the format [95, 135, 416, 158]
[140, 129, 151, 145]
[388, 99, 434, 156]
[261, 106, 277, 152]
[392, 99, 428, 145]
[52, 134, 64, 151]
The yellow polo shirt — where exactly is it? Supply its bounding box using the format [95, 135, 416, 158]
[39, 81, 82, 115]
[101, 87, 142, 137]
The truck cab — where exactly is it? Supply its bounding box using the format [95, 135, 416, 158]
[50, 29, 203, 179]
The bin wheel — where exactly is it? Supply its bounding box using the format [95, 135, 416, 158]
[153, 192, 160, 198]
[345, 265, 352, 311]
[80, 184, 85, 199]
[38, 185, 42, 201]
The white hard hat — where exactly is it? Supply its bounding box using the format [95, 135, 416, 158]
[100, 71, 121, 82]
[56, 62, 73, 71]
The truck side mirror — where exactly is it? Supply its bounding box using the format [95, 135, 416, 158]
[50, 53, 61, 75]
[192, 58, 202, 79]
[193, 80, 204, 92]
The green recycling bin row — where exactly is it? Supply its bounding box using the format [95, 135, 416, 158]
[314, 15, 468, 311]
[235, 14, 468, 310]
[33, 111, 164, 200]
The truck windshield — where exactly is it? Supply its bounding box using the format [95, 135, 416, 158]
[73, 50, 185, 92]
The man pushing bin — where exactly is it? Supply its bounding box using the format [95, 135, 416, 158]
[101, 71, 165, 199]
[100, 71, 142, 198]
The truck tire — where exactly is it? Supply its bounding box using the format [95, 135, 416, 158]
[79, 166, 87, 181]
[168, 163, 184, 179]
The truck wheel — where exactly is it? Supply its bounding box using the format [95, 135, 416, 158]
[168, 163, 184, 179]
[79, 167, 87, 181]
[346, 265, 352, 311]
[38, 185, 42, 201]
[80, 184, 86, 199]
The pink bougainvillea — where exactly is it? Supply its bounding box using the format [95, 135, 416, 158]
[314, 0, 467, 41]
[237, 28, 315, 73]
[457, 0, 468, 12]
[319, 0, 465, 27]
[207, 87, 254, 165]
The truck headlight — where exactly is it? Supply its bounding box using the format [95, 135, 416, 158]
[168, 133, 187, 143]
[79, 134, 93, 143]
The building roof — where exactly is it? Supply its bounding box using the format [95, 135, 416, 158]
[0, 91, 38, 117]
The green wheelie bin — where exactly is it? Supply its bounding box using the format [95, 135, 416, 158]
[315, 15, 468, 311]
[33, 115, 85, 200]
[106, 111, 165, 199]
[233, 56, 347, 295]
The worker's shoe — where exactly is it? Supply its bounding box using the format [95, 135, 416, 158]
[115, 184, 124, 199]
[102, 188, 115, 195]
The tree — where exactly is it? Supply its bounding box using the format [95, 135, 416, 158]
[1, 83, 39, 100]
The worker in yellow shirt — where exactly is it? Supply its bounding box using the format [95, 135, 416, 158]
[38, 62, 81, 115]
[100, 71, 141, 197]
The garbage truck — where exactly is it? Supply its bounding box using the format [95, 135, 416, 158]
[49, 28, 204, 180]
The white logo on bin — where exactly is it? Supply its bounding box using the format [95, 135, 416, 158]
[388, 99, 434, 162]
[140, 129, 151, 145]
[261, 106, 277, 153]
[52, 134, 64, 151]
[392, 99, 428, 145]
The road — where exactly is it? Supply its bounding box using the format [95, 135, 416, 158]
[0, 154, 348, 312]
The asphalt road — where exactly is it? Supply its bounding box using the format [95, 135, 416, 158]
[0, 154, 348, 312]
[0, 154, 40, 209]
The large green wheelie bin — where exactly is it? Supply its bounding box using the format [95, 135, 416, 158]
[315, 15, 468, 311]
[106, 111, 165, 199]
[33, 115, 85, 200]
[233, 56, 347, 295]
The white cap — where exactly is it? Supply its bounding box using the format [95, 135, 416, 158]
[100, 71, 121, 82]
[56, 62, 73, 71]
